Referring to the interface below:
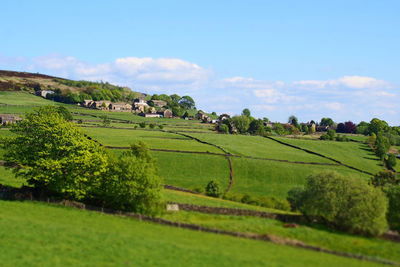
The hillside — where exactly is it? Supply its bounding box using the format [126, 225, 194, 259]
[0, 79, 399, 265]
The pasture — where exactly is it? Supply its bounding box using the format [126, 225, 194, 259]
[0, 200, 380, 267]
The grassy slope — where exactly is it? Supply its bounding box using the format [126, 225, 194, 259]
[187, 133, 332, 163]
[82, 127, 221, 153]
[162, 210, 400, 264]
[0, 200, 380, 267]
[231, 158, 370, 199]
[152, 151, 230, 190]
[274, 137, 383, 174]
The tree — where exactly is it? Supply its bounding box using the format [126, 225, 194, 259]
[385, 186, 400, 231]
[263, 117, 269, 123]
[288, 115, 299, 128]
[101, 115, 111, 127]
[170, 94, 181, 102]
[56, 106, 73, 121]
[100, 142, 164, 215]
[375, 134, 390, 160]
[248, 119, 266, 136]
[218, 124, 229, 134]
[205, 180, 222, 197]
[242, 108, 251, 117]
[179, 96, 195, 109]
[370, 171, 398, 187]
[232, 115, 251, 134]
[369, 118, 389, 135]
[336, 123, 345, 133]
[344, 121, 357, 134]
[295, 171, 388, 236]
[385, 154, 397, 170]
[3, 106, 110, 200]
[320, 118, 334, 127]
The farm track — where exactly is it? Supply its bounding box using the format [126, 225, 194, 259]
[266, 136, 374, 176]
[0, 187, 397, 266]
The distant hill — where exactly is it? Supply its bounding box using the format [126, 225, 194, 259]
[0, 69, 143, 103]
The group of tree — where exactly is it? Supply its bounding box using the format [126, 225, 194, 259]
[150, 94, 196, 117]
[2, 106, 163, 215]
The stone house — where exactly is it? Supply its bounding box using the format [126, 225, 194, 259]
[0, 114, 22, 125]
[157, 109, 173, 118]
[110, 102, 132, 111]
[139, 113, 161, 118]
[93, 101, 112, 110]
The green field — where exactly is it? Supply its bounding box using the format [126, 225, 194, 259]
[273, 137, 383, 174]
[162, 210, 400, 264]
[0, 200, 382, 267]
[185, 133, 332, 163]
[153, 151, 230, 190]
[230, 158, 370, 199]
[82, 127, 222, 153]
[0, 91, 58, 106]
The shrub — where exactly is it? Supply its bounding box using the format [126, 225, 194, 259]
[385, 154, 397, 169]
[219, 124, 229, 134]
[205, 180, 222, 197]
[296, 171, 388, 236]
[287, 186, 305, 211]
[139, 122, 146, 128]
[385, 186, 400, 231]
[370, 171, 398, 187]
[191, 186, 205, 194]
[222, 192, 244, 202]
[100, 142, 164, 215]
[77, 119, 83, 124]
[158, 125, 164, 130]
[149, 123, 156, 129]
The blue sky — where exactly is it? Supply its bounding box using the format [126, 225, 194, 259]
[1, 0, 399, 124]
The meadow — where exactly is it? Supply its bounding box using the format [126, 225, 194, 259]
[0, 200, 382, 267]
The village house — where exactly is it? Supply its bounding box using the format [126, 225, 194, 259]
[93, 100, 112, 110]
[37, 90, 54, 98]
[82, 100, 94, 107]
[139, 113, 161, 118]
[157, 108, 173, 118]
[110, 102, 132, 112]
[133, 97, 149, 113]
[195, 111, 211, 123]
[0, 114, 22, 125]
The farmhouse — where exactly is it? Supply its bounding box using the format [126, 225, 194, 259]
[38, 90, 54, 98]
[195, 110, 211, 122]
[0, 114, 22, 125]
[140, 113, 161, 118]
[82, 100, 94, 107]
[157, 108, 173, 118]
[110, 102, 132, 111]
[93, 101, 112, 110]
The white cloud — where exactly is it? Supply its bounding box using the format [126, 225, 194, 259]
[325, 102, 342, 111]
[294, 75, 390, 89]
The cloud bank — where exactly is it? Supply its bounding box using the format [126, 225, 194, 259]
[0, 54, 399, 125]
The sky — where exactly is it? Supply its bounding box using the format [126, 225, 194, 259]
[1, 0, 399, 124]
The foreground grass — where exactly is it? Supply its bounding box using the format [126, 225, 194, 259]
[274, 137, 383, 174]
[162, 210, 400, 264]
[0, 200, 382, 267]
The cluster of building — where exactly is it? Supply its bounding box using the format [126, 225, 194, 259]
[0, 114, 22, 125]
[80, 97, 173, 118]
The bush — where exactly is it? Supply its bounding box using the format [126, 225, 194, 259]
[287, 186, 305, 211]
[219, 124, 229, 134]
[99, 142, 164, 215]
[158, 125, 164, 130]
[385, 154, 397, 170]
[191, 186, 205, 194]
[139, 122, 146, 128]
[149, 123, 156, 129]
[385, 186, 400, 231]
[370, 171, 398, 187]
[205, 180, 222, 197]
[296, 171, 388, 236]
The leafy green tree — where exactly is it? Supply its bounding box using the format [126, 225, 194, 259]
[56, 106, 73, 121]
[287, 186, 305, 211]
[320, 118, 334, 126]
[385, 154, 397, 169]
[263, 117, 269, 123]
[179, 96, 196, 109]
[327, 129, 336, 140]
[101, 115, 111, 127]
[369, 118, 389, 135]
[288, 115, 299, 128]
[101, 142, 163, 215]
[170, 94, 181, 102]
[139, 122, 146, 128]
[370, 171, 398, 187]
[375, 134, 390, 160]
[218, 124, 229, 134]
[296, 171, 388, 236]
[3, 106, 110, 200]
[149, 123, 156, 129]
[274, 123, 285, 135]
[248, 119, 265, 135]
[385, 186, 400, 231]
[205, 180, 222, 197]
[232, 115, 251, 134]
[241, 108, 251, 117]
